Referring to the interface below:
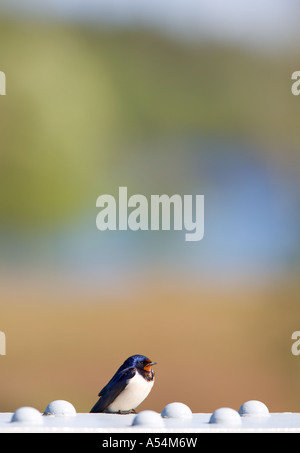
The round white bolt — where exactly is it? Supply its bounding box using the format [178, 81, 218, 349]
[132, 410, 165, 428]
[238, 400, 269, 417]
[161, 402, 193, 419]
[209, 407, 241, 425]
[11, 407, 43, 424]
[43, 400, 77, 416]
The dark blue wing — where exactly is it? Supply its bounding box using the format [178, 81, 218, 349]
[90, 367, 136, 413]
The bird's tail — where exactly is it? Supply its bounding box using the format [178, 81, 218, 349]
[90, 398, 106, 413]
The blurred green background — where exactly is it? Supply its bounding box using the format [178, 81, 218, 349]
[1, 0, 300, 413]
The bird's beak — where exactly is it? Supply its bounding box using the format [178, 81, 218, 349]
[143, 361, 157, 371]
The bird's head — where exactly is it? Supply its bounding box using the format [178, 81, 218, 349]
[124, 354, 157, 372]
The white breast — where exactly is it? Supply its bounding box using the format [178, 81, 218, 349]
[107, 372, 154, 413]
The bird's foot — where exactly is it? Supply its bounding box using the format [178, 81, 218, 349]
[117, 409, 137, 415]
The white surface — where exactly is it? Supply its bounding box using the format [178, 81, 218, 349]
[161, 402, 193, 419]
[1, 411, 300, 432]
[132, 411, 165, 428]
[10, 407, 43, 425]
[239, 400, 269, 417]
[44, 400, 77, 417]
[209, 407, 241, 425]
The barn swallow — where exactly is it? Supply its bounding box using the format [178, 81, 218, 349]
[90, 354, 157, 414]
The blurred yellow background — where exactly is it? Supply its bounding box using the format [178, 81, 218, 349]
[1, 1, 300, 413]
